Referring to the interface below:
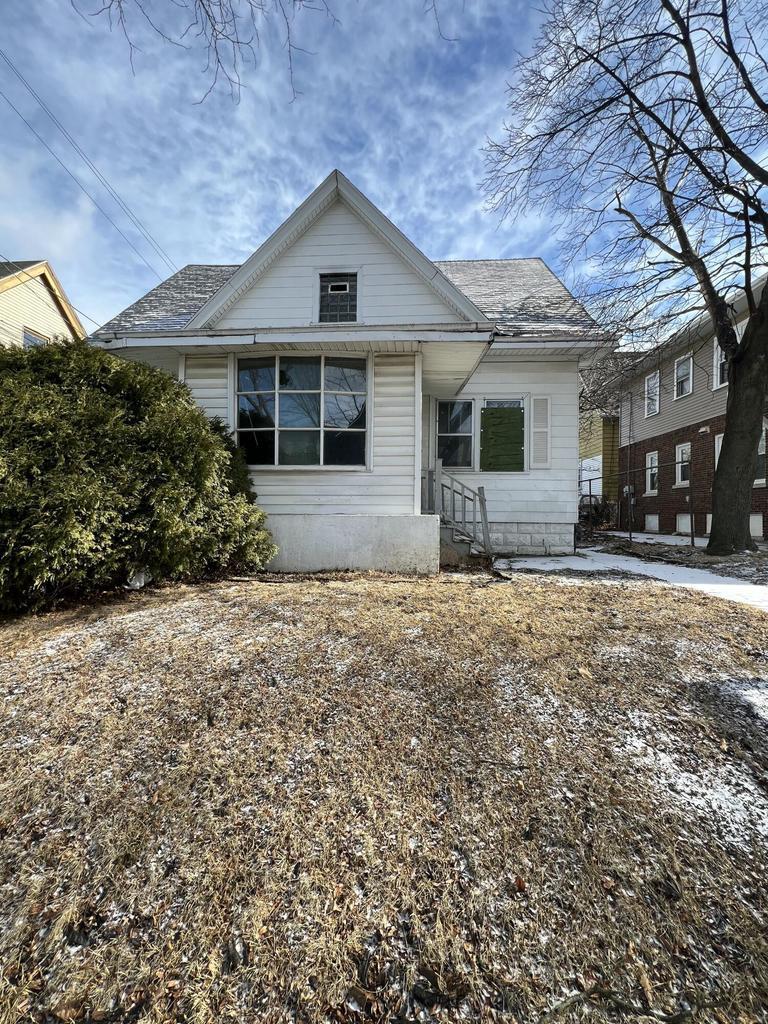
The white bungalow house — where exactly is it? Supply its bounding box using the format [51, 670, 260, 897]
[92, 171, 609, 572]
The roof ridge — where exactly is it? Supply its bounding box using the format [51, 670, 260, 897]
[434, 257, 545, 264]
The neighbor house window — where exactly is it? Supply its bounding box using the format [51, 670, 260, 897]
[714, 433, 723, 468]
[480, 399, 525, 472]
[22, 328, 48, 348]
[755, 423, 767, 486]
[675, 442, 691, 485]
[645, 370, 660, 417]
[318, 273, 357, 323]
[713, 339, 728, 389]
[236, 355, 367, 466]
[674, 354, 693, 398]
[437, 400, 473, 468]
[645, 451, 658, 495]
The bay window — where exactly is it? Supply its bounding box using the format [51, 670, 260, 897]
[236, 355, 367, 467]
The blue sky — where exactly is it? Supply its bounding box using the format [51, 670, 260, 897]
[0, 0, 551, 329]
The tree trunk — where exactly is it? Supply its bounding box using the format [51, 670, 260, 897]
[708, 302, 768, 555]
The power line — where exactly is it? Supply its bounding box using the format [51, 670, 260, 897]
[0, 48, 177, 276]
[0, 88, 165, 282]
[0, 254, 101, 330]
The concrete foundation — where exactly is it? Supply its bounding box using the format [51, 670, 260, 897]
[489, 521, 575, 556]
[265, 514, 440, 573]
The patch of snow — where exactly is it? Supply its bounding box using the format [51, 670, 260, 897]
[494, 551, 768, 614]
[717, 677, 768, 722]
[618, 712, 768, 850]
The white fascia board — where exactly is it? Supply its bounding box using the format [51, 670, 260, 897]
[97, 328, 494, 349]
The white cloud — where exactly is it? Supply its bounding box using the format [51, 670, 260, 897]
[0, 0, 552, 328]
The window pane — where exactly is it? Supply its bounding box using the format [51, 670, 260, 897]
[238, 430, 275, 466]
[438, 401, 473, 435]
[324, 357, 366, 392]
[238, 394, 275, 429]
[279, 357, 321, 391]
[438, 435, 472, 468]
[279, 430, 320, 465]
[325, 393, 366, 429]
[319, 273, 357, 323]
[279, 393, 321, 427]
[238, 357, 275, 392]
[324, 430, 366, 465]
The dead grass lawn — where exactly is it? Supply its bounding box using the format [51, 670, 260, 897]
[1, 572, 767, 1023]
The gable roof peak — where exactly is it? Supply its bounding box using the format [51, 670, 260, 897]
[185, 170, 490, 330]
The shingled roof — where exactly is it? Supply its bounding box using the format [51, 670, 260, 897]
[96, 265, 239, 335]
[0, 260, 43, 280]
[434, 259, 599, 338]
[94, 257, 600, 339]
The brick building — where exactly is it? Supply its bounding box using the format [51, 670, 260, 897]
[618, 297, 767, 540]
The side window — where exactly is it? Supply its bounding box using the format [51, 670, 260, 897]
[436, 401, 473, 468]
[23, 328, 48, 349]
[675, 442, 691, 485]
[755, 424, 767, 486]
[645, 370, 660, 416]
[480, 400, 525, 472]
[645, 451, 658, 494]
[713, 340, 728, 389]
[674, 354, 693, 399]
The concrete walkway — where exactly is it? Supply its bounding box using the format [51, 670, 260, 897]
[494, 549, 768, 614]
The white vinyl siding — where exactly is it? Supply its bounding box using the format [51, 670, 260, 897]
[0, 274, 75, 348]
[434, 360, 578, 524]
[184, 355, 230, 420]
[215, 200, 462, 329]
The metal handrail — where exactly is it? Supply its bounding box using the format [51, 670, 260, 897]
[423, 458, 493, 556]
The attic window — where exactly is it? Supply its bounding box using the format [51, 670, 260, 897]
[319, 273, 357, 323]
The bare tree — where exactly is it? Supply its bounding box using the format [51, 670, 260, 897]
[485, 0, 768, 554]
[72, 0, 337, 100]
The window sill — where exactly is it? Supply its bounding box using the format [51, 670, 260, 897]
[712, 382, 728, 392]
[247, 465, 369, 472]
[643, 491, 658, 498]
[644, 410, 660, 418]
[755, 480, 766, 488]
[672, 482, 690, 489]
[673, 393, 692, 401]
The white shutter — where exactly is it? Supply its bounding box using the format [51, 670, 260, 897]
[530, 396, 551, 468]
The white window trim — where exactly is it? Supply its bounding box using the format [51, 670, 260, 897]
[311, 265, 364, 325]
[436, 398, 475, 471]
[674, 441, 691, 487]
[233, 351, 372, 472]
[644, 370, 660, 418]
[712, 338, 728, 391]
[673, 353, 693, 400]
[714, 432, 723, 469]
[644, 450, 658, 496]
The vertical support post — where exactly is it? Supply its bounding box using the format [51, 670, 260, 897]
[588, 476, 594, 539]
[434, 458, 443, 518]
[478, 485, 493, 556]
[689, 456, 695, 548]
